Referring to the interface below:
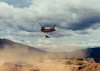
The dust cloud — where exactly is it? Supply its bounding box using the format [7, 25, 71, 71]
[0, 42, 72, 71]
[0, 39, 99, 71]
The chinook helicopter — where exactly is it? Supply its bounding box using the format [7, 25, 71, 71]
[39, 23, 56, 38]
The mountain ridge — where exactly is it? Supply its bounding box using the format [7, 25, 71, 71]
[0, 38, 100, 61]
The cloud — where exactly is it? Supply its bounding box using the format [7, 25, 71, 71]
[0, 0, 100, 51]
[11, 31, 43, 37]
[66, 8, 100, 30]
[0, 0, 100, 33]
[0, 0, 31, 8]
[33, 38, 86, 51]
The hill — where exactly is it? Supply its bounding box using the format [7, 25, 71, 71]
[0, 38, 46, 62]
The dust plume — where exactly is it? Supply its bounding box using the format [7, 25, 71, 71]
[0, 39, 72, 71]
[0, 39, 100, 71]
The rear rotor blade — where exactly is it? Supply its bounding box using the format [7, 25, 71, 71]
[52, 24, 56, 28]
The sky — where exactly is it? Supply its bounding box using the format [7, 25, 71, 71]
[0, 0, 100, 51]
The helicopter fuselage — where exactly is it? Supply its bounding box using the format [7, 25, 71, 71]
[41, 28, 55, 32]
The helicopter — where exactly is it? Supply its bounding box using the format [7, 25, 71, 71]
[39, 23, 56, 38]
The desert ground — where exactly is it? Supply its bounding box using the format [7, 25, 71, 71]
[0, 39, 100, 71]
[0, 58, 100, 71]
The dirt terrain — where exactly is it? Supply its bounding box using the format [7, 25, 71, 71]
[0, 58, 100, 71]
[65, 58, 100, 71]
[0, 39, 100, 71]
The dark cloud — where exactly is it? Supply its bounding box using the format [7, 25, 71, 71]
[56, 8, 100, 31]
[67, 15, 100, 31]
[18, 25, 34, 32]
[71, 8, 100, 30]
[17, 24, 40, 32]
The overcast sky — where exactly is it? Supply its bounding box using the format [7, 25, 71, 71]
[0, 0, 100, 51]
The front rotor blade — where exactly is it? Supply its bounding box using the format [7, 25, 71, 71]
[39, 23, 45, 27]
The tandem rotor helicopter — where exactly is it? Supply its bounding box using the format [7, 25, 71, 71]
[39, 23, 56, 38]
[20, 23, 56, 43]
